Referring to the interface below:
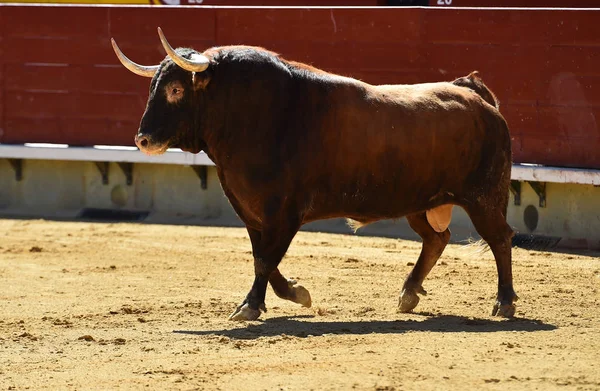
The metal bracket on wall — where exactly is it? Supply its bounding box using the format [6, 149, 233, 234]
[192, 166, 208, 190]
[117, 163, 133, 186]
[95, 162, 109, 185]
[509, 180, 521, 206]
[8, 159, 23, 181]
[527, 181, 546, 208]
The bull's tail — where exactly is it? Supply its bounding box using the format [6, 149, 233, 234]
[346, 218, 365, 233]
[452, 71, 500, 110]
[464, 237, 491, 255]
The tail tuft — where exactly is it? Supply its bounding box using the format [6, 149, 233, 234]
[464, 237, 491, 255]
[346, 219, 364, 233]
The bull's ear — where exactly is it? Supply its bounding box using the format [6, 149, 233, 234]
[192, 71, 210, 91]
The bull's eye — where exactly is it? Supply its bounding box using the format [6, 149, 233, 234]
[165, 82, 185, 104]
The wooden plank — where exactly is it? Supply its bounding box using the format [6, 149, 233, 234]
[543, 73, 600, 108]
[59, 118, 138, 146]
[429, 0, 600, 7]
[422, 43, 503, 78]
[505, 103, 600, 167]
[545, 46, 600, 77]
[4, 91, 74, 119]
[518, 133, 600, 168]
[503, 104, 538, 139]
[510, 138, 525, 164]
[538, 106, 600, 138]
[70, 93, 147, 121]
[497, 45, 547, 105]
[3, 118, 61, 144]
[545, 10, 600, 46]
[421, 43, 541, 105]
[4, 90, 145, 121]
[109, 7, 216, 42]
[4, 37, 112, 65]
[216, 8, 422, 46]
[5, 64, 149, 95]
[3, 6, 109, 39]
[519, 106, 600, 167]
[423, 44, 547, 105]
[519, 135, 575, 167]
[425, 8, 550, 45]
[2, 118, 138, 146]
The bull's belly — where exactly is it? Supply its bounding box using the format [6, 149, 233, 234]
[303, 199, 454, 233]
[303, 195, 448, 224]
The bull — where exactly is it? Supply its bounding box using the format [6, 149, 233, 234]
[111, 28, 518, 321]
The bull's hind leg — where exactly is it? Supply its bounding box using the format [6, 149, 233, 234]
[399, 212, 451, 313]
[464, 202, 518, 317]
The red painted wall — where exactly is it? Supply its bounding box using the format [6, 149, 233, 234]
[0, 5, 599, 168]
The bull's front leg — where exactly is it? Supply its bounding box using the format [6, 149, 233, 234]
[228, 263, 270, 321]
[269, 269, 312, 308]
[229, 221, 300, 321]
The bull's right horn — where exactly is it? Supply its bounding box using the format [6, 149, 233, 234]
[157, 27, 209, 73]
[111, 38, 159, 78]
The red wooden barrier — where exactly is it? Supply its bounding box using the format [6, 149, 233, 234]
[0, 5, 599, 168]
[429, 0, 600, 6]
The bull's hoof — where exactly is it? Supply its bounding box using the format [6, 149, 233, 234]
[492, 302, 516, 318]
[292, 284, 312, 308]
[398, 288, 420, 313]
[274, 279, 312, 308]
[229, 303, 262, 321]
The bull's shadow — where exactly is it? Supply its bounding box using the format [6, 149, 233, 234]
[174, 313, 556, 340]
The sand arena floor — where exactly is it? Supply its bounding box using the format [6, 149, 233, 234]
[1, 218, 599, 390]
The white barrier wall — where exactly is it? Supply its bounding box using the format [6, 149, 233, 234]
[1, 157, 600, 250]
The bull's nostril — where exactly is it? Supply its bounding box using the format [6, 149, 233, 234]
[140, 138, 149, 148]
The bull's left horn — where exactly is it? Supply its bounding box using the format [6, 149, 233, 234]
[111, 38, 159, 78]
[158, 27, 209, 73]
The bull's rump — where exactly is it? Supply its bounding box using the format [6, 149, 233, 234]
[301, 82, 510, 222]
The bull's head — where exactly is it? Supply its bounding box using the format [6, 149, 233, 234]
[111, 28, 209, 155]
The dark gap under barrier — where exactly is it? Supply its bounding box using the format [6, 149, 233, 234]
[78, 208, 149, 222]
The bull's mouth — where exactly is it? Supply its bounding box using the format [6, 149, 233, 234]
[139, 144, 170, 156]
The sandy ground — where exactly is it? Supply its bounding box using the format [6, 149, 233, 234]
[1, 218, 599, 391]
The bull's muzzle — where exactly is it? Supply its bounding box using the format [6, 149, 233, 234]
[134, 133, 168, 155]
[134, 134, 150, 150]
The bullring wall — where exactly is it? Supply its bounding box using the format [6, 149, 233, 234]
[0, 5, 600, 169]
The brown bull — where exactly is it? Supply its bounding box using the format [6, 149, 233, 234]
[112, 28, 518, 321]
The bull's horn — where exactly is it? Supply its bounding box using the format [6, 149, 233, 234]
[111, 38, 159, 78]
[157, 27, 209, 73]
